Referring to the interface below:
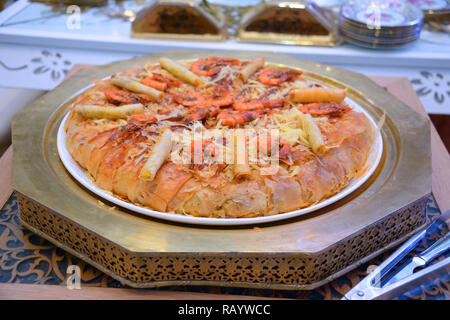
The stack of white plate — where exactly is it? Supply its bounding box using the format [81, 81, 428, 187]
[339, 0, 424, 48]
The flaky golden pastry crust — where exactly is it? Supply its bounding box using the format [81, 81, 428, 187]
[65, 56, 375, 218]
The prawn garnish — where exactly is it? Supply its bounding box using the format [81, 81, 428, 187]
[104, 88, 152, 105]
[257, 134, 292, 163]
[299, 103, 352, 116]
[141, 73, 182, 92]
[190, 57, 241, 77]
[261, 99, 284, 109]
[233, 98, 284, 111]
[258, 68, 303, 86]
[189, 140, 227, 172]
[190, 140, 217, 163]
[216, 110, 262, 127]
[151, 73, 182, 88]
[185, 106, 219, 123]
[127, 114, 157, 125]
[207, 86, 234, 107]
[141, 78, 167, 92]
[174, 91, 206, 107]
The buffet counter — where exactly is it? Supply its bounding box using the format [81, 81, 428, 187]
[0, 0, 449, 115]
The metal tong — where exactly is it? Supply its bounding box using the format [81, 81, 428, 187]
[343, 210, 450, 300]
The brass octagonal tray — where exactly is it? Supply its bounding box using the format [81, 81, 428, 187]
[12, 50, 431, 290]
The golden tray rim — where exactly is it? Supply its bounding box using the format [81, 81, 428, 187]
[12, 50, 432, 289]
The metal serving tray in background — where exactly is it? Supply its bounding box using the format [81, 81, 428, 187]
[237, 0, 344, 46]
[131, 0, 227, 41]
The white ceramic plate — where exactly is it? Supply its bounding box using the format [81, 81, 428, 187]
[57, 97, 383, 226]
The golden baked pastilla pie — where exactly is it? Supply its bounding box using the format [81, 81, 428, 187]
[64, 56, 377, 218]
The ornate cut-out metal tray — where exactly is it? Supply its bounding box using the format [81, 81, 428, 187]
[12, 50, 431, 290]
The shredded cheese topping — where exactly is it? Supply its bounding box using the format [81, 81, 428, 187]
[75, 57, 338, 179]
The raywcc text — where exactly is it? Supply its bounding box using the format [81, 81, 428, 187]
[178, 304, 271, 317]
